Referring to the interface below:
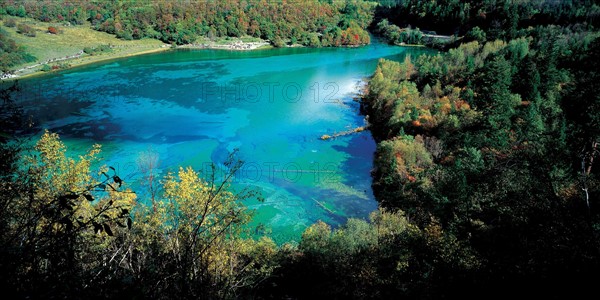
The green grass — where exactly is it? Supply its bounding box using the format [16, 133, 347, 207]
[1, 17, 167, 75]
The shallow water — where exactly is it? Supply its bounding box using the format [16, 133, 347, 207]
[13, 39, 431, 243]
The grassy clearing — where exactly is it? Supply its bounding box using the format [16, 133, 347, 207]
[1, 17, 168, 78]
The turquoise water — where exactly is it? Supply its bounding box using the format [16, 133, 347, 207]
[14, 39, 430, 243]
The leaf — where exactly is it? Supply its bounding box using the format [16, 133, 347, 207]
[83, 193, 94, 201]
[127, 217, 132, 230]
[109, 166, 115, 171]
[103, 224, 113, 236]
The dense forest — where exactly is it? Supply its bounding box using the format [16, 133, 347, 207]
[1, 0, 600, 299]
[363, 0, 600, 297]
[374, 0, 600, 47]
[0, 0, 375, 46]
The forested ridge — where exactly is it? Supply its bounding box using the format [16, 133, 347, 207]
[1, 0, 600, 299]
[363, 0, 600, 297]
[373, 0, 600, 47]
[0, 0, 375, 46]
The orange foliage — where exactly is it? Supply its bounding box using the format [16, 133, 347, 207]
[454, 100, 470, 110]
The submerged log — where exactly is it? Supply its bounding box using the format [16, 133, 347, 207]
[320, 126, 367, 140]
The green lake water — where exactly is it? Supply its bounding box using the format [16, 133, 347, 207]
[13, 39, 430, 243]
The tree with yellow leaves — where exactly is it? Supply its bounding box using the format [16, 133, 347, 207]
[127, 151, 276, 298]
[0, 130, 136, 298]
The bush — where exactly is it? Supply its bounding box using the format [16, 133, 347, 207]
[17, 23, 35, 37]
[16, 5, 26, 18]
[40, 64, 51, 72]
[83, 47, 94, 54]
[4, 18, 16, 28]
[117, 29, 133, 40]
[83, 45, 111, 55]
[465, 26, 486, 43]
[97, 44, 111, 52]
[272, 36, 286, 48]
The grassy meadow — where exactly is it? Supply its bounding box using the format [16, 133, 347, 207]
[1, 17, 168, 78]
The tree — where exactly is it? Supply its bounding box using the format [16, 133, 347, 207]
[137, 147, 160, 211]
[563, 37, 600, 208]
[0, 130, 135, 297]
[128, 151, 267, 298]
[16, 5, 26, 18]
[465, 26, 486, 43]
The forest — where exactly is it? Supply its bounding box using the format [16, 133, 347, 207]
[1, 0, 600, 299]
[0, 0, 374, 46]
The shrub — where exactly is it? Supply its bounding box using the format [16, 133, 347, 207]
[117, 29, 133, 40]
[16, 5, 26, 18]
[97, 44, 111, 52]
[40, 64, 51, 72]
[83, 45, 111, 55]
[4, 18, 16, 28]
[272, 36, 286, 48]
[17, 23, 35, 37]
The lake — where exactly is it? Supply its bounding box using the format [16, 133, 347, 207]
[13, 39, 430, 243]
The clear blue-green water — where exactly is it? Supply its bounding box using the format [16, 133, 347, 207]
[13, 39, 430, 243]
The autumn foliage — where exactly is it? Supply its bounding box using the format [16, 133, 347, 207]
[0, 0, 376, 47]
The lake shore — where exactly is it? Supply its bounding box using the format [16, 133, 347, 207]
[3, 45, 173, 81]
[2, 39, 277, 81]
[177, 40, 272, 51]
[0, 17, 277, 82]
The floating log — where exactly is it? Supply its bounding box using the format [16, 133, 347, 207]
[320, 126, 367, 140]
[312, 198, 335, 214]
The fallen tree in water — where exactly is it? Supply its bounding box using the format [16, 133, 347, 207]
[320, 126, 367, 140]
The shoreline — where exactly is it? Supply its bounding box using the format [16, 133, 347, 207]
[2, 40, 277, 82]
[2, 38, 405, 82]
[2, 45, 172, 81]
[177, 40, 272, 51]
